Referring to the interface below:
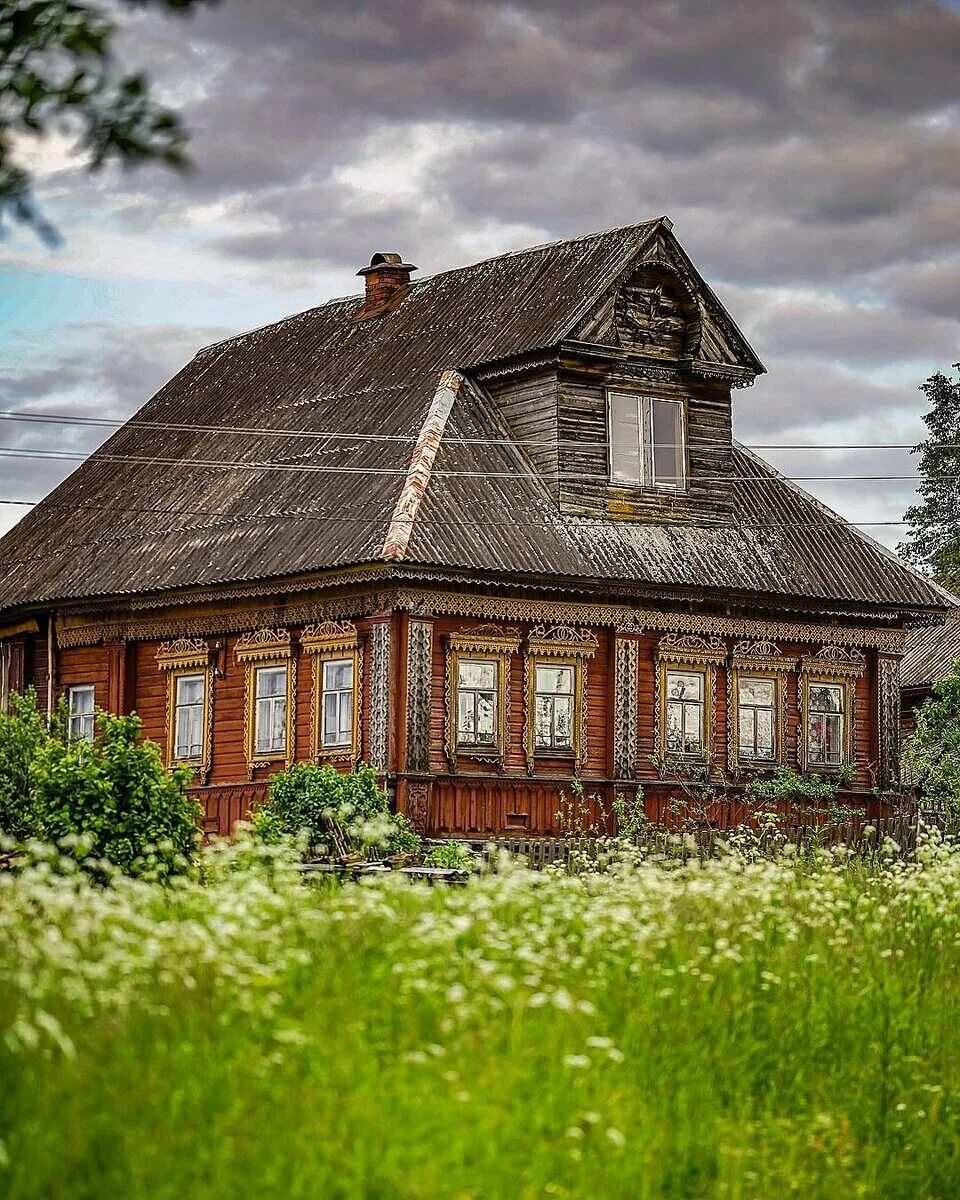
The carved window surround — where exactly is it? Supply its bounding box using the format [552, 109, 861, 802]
[156, 637, 214, 784]
[727, 639, 797, 773]
[524, 625, 598, 773]
[301, 620, 362, 764]
[445, 624, 521, 770]
[235, 628, 296, 779]
[798, 645, 865, 773]
[655, 633, 726, 766]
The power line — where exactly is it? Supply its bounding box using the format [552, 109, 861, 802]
[0, 494, 913, 532]
[0, 444, 935, 482]
[0, 408, 931, 451]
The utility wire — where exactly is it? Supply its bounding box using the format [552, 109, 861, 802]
[0, 408, 932, 451]
[0, 445, 935, 482]
[0, 495, 912, 527]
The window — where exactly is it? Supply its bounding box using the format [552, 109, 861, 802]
[457, 659, 498, 747]
[608, 392, 685, 489]
[534, 663, 574, 751]
[807, 682, 844, 766]
[737, 677, 775, 761]
[321, 658, 355, 749]
[665, 670, 704, 755]
[254, 665, 287, 756]
[173, 673, 205, 761]
[67, 685, 95, 743]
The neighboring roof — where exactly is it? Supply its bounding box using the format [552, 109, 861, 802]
[0, 218, 951, 618]
[902, 611, 960, 689]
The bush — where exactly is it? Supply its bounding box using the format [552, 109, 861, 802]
[253, 762, 422, 859]
[0, 691, 201, 880]
[0, 689, 49, 840]
[423, 841, 476, 870]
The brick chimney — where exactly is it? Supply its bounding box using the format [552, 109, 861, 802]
[353, 252, 417, 322]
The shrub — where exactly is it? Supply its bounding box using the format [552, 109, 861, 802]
[30, 713, 201, 880]
[0, 691, 201, 880]
[253, 762, 421, 859]
[0, 689, 49, 840]
[423, 841, 476, 870]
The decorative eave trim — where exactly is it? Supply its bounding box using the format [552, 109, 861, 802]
[156, 637, 212, 672]
[381, 369, 463, 562]
[683, 359, 756, 388]
[472, 348, 560, 381]
[234, 627, 292, 663]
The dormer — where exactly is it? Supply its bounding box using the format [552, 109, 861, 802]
[481, 218, 764, 524]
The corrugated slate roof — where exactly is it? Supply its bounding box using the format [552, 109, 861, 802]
[0, 219, 951, 617]
[902, 612, 960, 689]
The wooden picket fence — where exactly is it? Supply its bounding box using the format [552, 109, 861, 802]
[449, 813, 943, 870]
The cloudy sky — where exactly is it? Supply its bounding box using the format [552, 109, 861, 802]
[2, 0, 959, 549]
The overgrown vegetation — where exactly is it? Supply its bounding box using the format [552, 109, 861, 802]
[903, 659, 960, 814]
[251, 761, 422, 859]
[2, 833, 960, 1198]
[0, 689, 200, 878]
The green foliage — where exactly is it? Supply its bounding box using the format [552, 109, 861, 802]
[0, 0, 215, 241]
[0, 690, 200, 878]
[422, 840, 476, 870]
[0, 688, 48, 838]
[30, 711, 201, 879]
[385, 811, 422, 856]
[747, 766, 841, 805]
[4, 839, 960, 1196]
[253, 762, 421, 858]
[903, 659, 960, 812]
[899, 364, 960, 592]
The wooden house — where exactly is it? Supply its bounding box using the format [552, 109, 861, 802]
[0, 219, 952, 836]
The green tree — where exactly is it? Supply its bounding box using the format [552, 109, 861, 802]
[1, 0, 214, 241]
[899, 364, 960, 593]
[902, 660, 960, 813]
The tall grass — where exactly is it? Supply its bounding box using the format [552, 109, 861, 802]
[2, 836, 960, 1198]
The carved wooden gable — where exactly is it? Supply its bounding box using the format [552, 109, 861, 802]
[570, 226, 762, 386]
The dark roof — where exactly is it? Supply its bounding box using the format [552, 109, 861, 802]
[0, 219, 952, 618]
[902, 611, 960, 689]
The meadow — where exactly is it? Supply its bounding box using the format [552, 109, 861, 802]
[1, 836, 960, 1199]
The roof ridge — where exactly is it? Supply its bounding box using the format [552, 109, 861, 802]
[195, 219, 663, 357]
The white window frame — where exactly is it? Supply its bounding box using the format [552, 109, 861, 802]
[664, 668, 705, 757]
[67, 684, 96, 743]
[456, 657, 499, 749]
[736, 676, 777, 763]
[533, 662, 575, 752]
[320, 657, 355, 750]
[806, 681, 845, 768]
[607, 391, 686, 491]
[173, 672, 206, 762]
[253, 664, 288, 756]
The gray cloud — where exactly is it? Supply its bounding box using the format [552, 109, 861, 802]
[7, 0, 960, 550]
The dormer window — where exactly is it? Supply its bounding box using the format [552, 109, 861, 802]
[607, 392, 686, 490]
